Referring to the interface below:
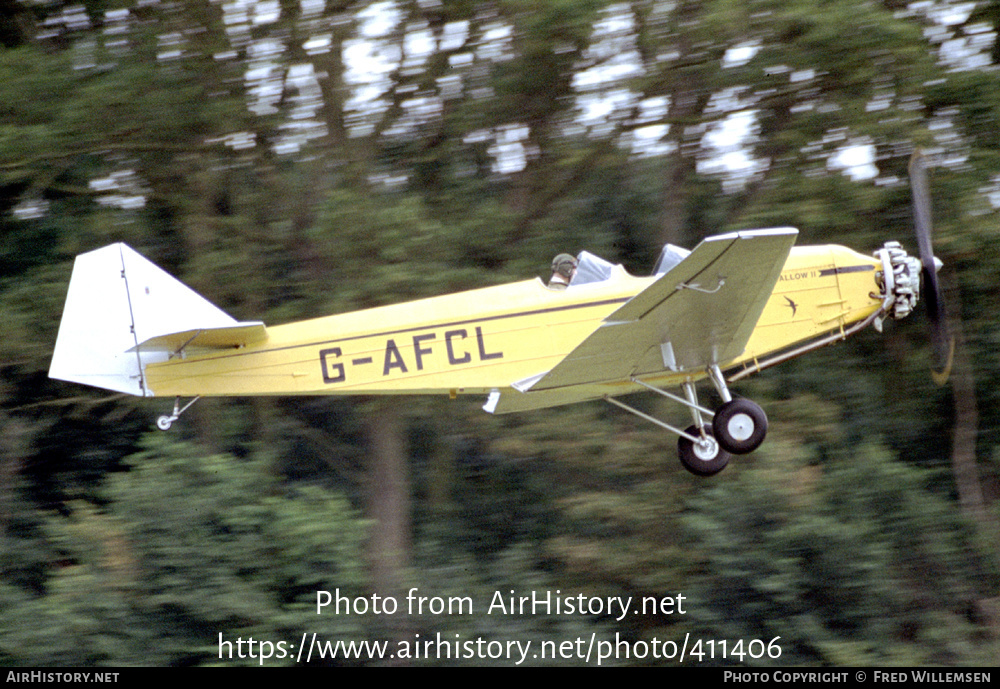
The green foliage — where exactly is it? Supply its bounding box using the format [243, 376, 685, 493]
[1, 0, 999, 668]
[682, 444, 996, 665]
[401, 541, 621, 666]
[0, 435, 369, 666]
[305, 189, 471, 309]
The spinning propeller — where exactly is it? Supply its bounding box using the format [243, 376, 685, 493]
[908, 151, 955, 385]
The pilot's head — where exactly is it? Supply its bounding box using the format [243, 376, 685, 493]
[551, 254, 578, 281]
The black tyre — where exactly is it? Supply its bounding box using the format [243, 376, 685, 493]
[713, 398, 767, 454]
[678, 425, 731, 477]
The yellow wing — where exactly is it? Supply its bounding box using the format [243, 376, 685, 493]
[489, 228, 797, 412]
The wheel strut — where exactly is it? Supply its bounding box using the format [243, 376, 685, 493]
[604, 396, 701, 443]
[707, 364, 733, 403]
[607, 371, 770, 476]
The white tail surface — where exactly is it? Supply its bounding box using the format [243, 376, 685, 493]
[49, 244, 248, 397]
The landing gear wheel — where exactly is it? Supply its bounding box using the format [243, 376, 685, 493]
[678, 425, 731, 477]
[713, 398, 767, 454]
[156, 415, 174, 431]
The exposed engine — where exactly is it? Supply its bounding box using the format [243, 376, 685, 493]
[874, 241, 923, 322]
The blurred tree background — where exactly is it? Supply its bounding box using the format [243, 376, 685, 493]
[1, 0, 999, 666]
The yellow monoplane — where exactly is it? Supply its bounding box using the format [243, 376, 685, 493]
[49, 159, 950, 477]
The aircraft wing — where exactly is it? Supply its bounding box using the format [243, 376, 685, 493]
[512, 228, 798, 395]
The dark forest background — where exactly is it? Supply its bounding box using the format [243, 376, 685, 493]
[1, 0, 999, 666]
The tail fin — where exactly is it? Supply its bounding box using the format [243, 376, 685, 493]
[49, 244, 264, 397]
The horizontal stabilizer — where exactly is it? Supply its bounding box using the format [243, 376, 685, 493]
[129, 322, 267, 353]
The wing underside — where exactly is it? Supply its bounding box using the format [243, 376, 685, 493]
[488, 228, 798, 413]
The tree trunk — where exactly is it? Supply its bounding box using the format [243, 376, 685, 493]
[949, 324, 984, 525]
[365, 399, 411, 617]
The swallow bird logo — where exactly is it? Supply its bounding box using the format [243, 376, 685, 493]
[784, 296, 798, 317]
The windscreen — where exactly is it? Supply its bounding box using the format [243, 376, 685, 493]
[569, 251, 615, 286]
